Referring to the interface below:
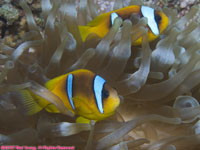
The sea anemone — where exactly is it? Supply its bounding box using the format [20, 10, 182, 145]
[1, 0, 200, 149]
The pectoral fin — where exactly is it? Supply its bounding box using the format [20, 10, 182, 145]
[76, 116, 91, 124]
[45, 104, 60, 113]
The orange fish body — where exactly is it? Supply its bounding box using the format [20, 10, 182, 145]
[79, 5, 169, 45]
[17, 69, 120, 123]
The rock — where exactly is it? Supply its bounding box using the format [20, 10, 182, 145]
[0, 4, 19, 25]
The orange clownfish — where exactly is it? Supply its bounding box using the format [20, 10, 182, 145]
[79, 5, 169, 45]
[16, 69, 120, 123]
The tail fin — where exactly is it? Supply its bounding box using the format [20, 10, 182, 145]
[13, 90, 43, 115]
[78, 26, 91, 42]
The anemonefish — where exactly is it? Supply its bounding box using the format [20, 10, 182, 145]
[16, 69, 120, 123]
[79, 5, 169, 45]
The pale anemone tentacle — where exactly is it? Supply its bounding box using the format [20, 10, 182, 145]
[148, 72, 164, 80]
[193, 120, 200, 135]
[67, 48, 96, 72]
[59, 0, 83, 52]
[43, 1, 61, 66]
[37, 115, 90, 137]
[19, 0, 41, 32]
[159, 145, 176, 150]
[156, 69, 200, 105]
[11, 40, 44, 62]
[84, 120, 95, 150]
[77, 0, 88, 25]
[41, 0, 52, 21]
[87, 0, 98, 19]
[0, 128, 38, 145]
[86, 17, 123, 72]
[146, 134, 200, 150]
[45, 32, 76, 77]
[174, 6, 199, 31]
[151, 28, 179, 72]
[114, 26, 151, 95]
[178, 26, 200, 49]
[0, 61, 14, 84]
[129, 53, 200, 101]
[101, 19, 132, 81]
[0, 42, 15, 55]
[173, 96, 199, 109]
[96, 114, 181, 149]
[173, 96, 200, 123]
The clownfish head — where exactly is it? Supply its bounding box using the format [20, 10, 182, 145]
[109, 5, 169, 45]
[139, 6, 169, 42]
[92, 75, 120, 119]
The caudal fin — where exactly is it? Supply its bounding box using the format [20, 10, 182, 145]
[78, 26, 91, 42]
[13, 90, 43, 115]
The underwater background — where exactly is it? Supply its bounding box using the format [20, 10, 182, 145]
[1, 0, 200, 149]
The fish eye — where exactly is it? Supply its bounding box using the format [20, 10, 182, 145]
[111, 12, 119, 26]
[102, 89, 109, 99]
[155, 14, 162, 24]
